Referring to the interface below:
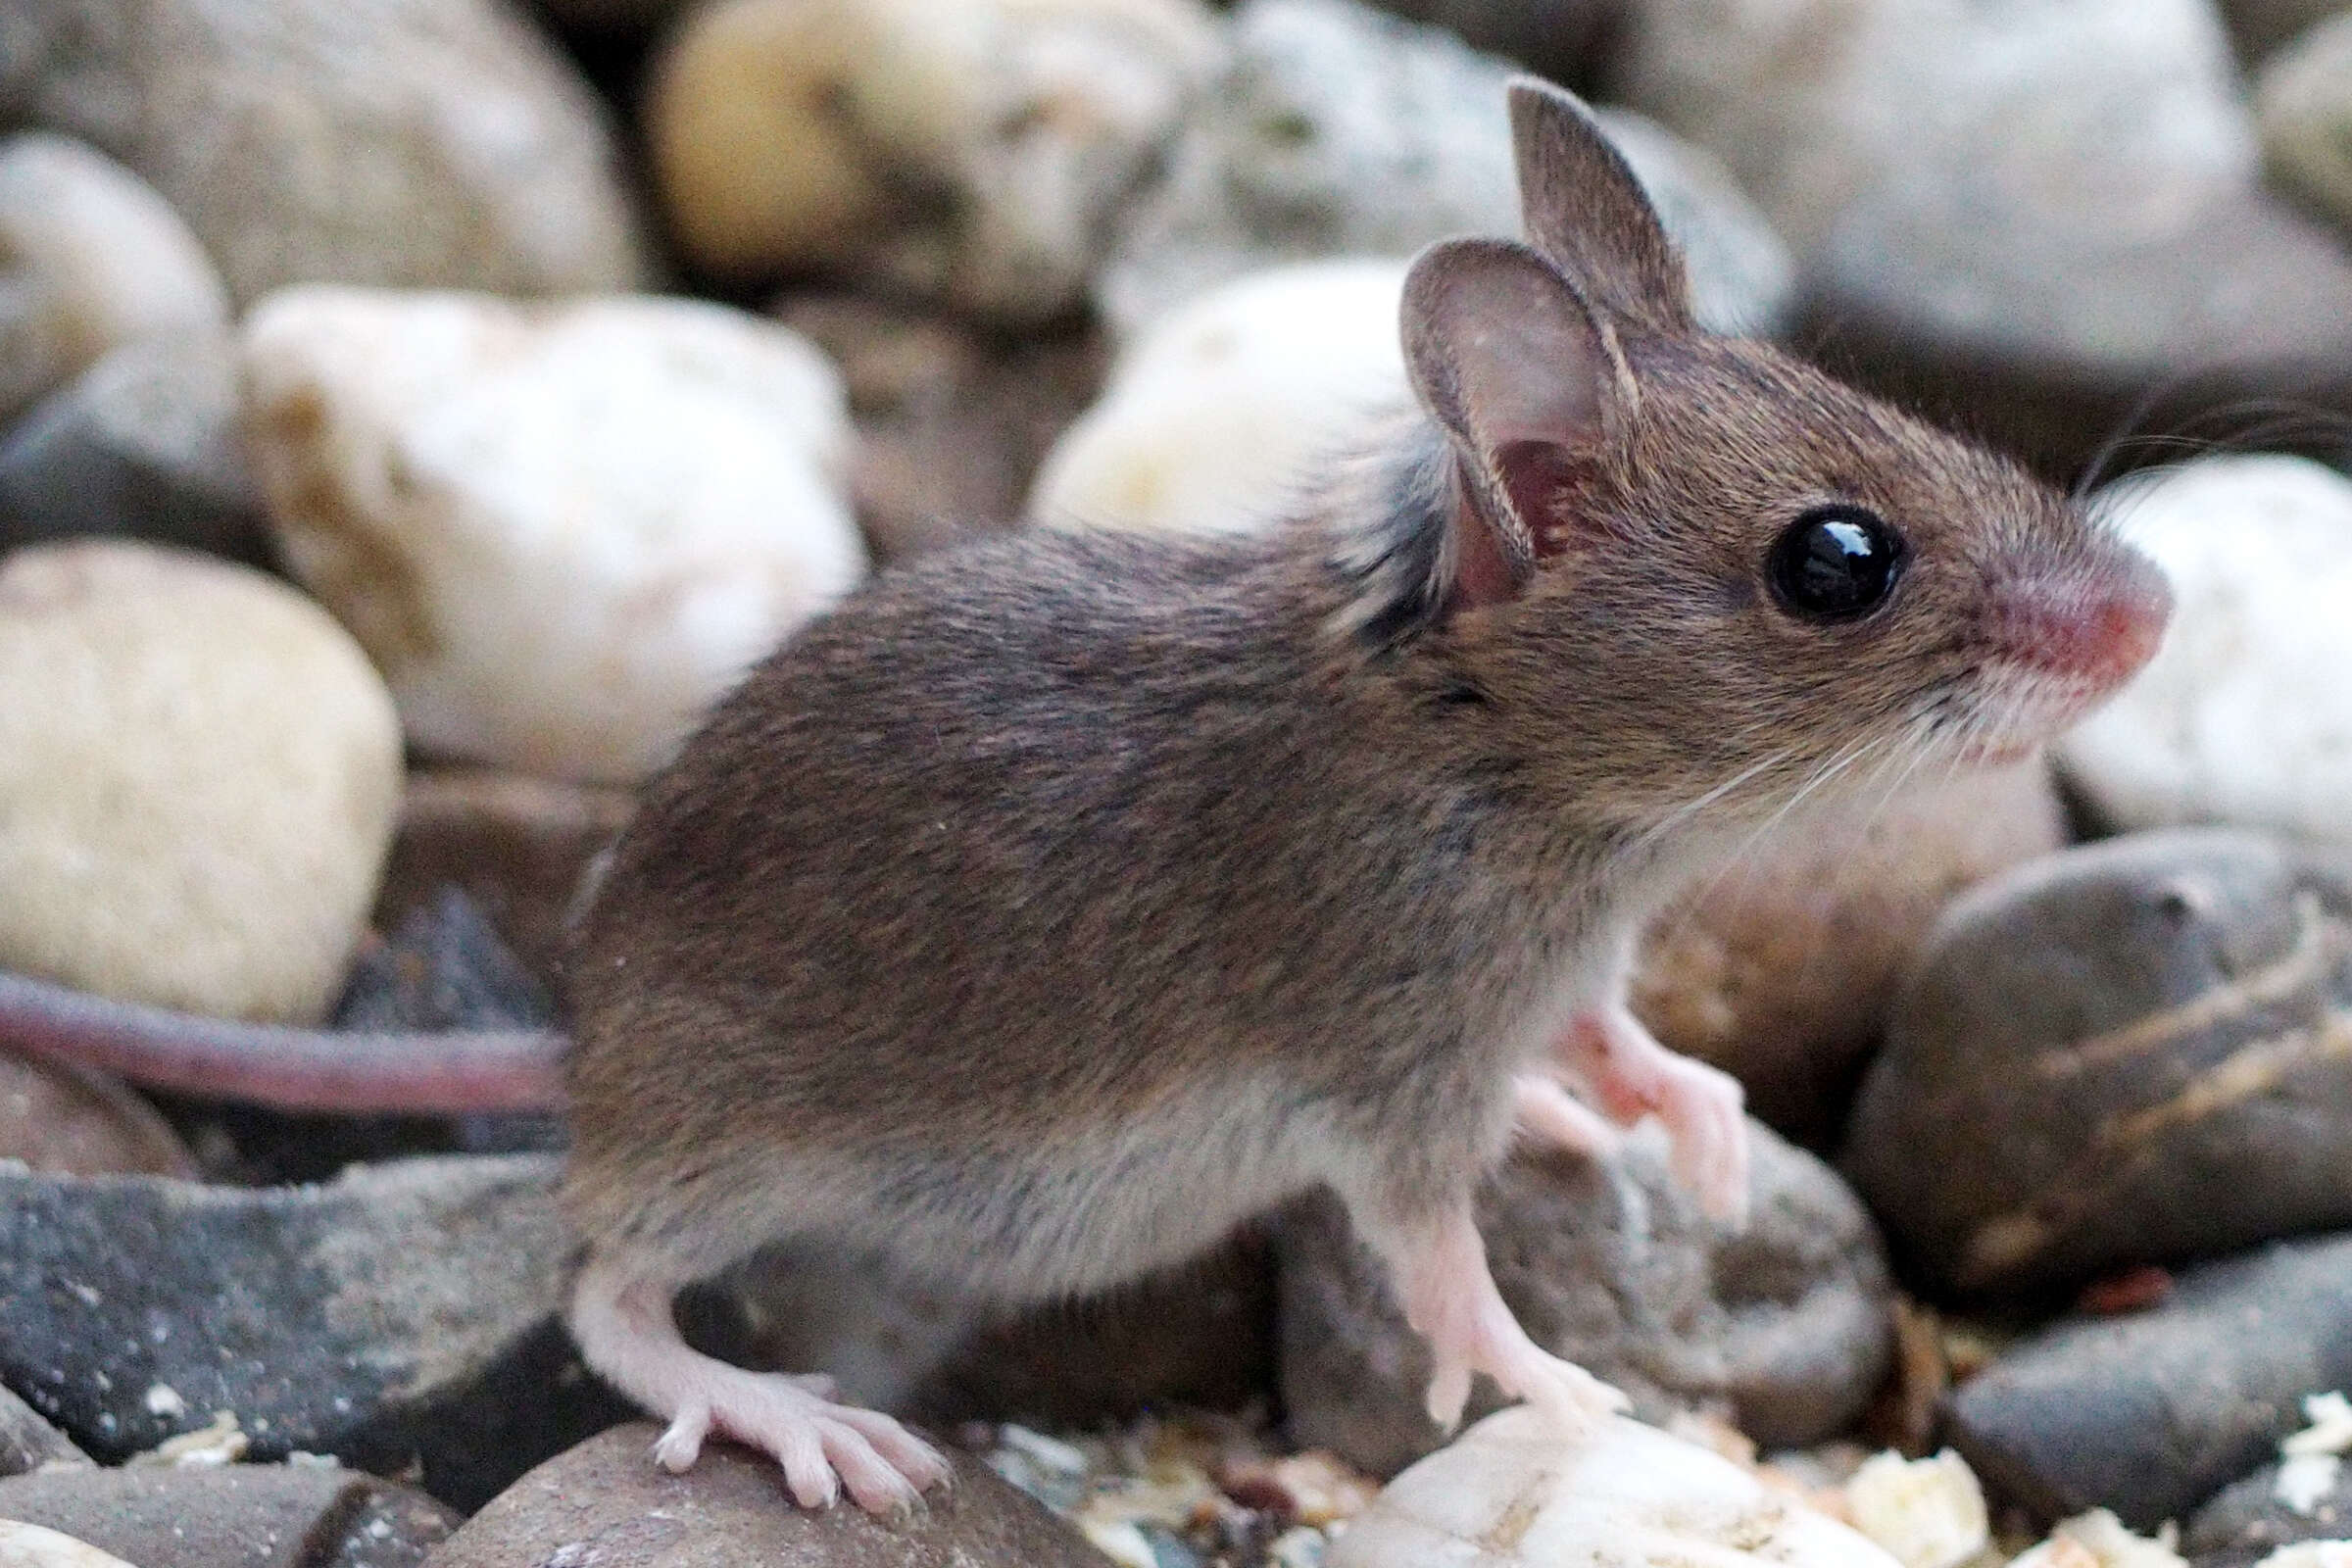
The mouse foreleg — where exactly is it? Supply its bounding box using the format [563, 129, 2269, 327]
[566, 1249, 952, 1513]
[1545, 1003, 1749, 1226]
[1355, 1196, 1630, 1436]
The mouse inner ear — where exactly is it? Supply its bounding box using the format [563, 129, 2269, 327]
[1401, 236, 1624, 609]
[1507, 78, 1692, 334]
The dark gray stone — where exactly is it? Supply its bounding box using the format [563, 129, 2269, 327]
[333, 886, 553, 1034]
[2220, 0, 2352, 64]
[1368, 0, 1628, 85]
[1945, 1232, 2352, 1530]
[0, 331, 266, 562]
[2187, 1458, 2352, 1568]
[0, 1381, 90, 1474]
[426, 1423, 1112, 1568]
[1277, 1119, 1892, 1478]
[1844, 828, 2352, 1298]
[0, 1461, 458, 1568]
[0, 1155, 629, 1509]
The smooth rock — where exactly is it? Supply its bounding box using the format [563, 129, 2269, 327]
[0, 542, 402, 1023]
[0, 1052, 196, 1177]
[1610, 0, 2352, 476]
[2188, 1461, 2352, 1568]
[1633, 760, 2069, 1146]
[375, 767, 634, 984]
[1328, 1406, 1903, 1568]
[1846, 828, 2352, 1298]
[0, 331, 264, 561]
[647, 0, 1222, 322]
[0, 1155, 627, 1509]
[1029, 258, 1409, 537]
[4, 0, 653, 305]
[1945, 1232, 2352, 1529]
[0, 1386, 91, 1477]
[2260, 22, 2352, 278]
[1366, 0, 1628, 84]
[1279, 1120, 1891, 1478]
[774, 292, 1110, 564]
[2060, 459, 2352, 849]
[1100, 0, 1793, 338]
[242, 288, 865, 784]
[2221, 0, 2352, 64]
[0, 1523, 136, 1568]
[0, 1463, 458, 1568]
[0, 133, 228, 426]
[426, 1421, 1112, 1568]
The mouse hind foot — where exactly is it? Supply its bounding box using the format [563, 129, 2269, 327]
[1361, 1196, 1630, 1439]
[567, 1250, 953, 1513]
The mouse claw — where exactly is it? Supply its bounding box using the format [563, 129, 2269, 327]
[653, 1402, 710, 1472]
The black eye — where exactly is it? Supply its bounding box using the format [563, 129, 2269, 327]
[1767, 506, 1906, 622]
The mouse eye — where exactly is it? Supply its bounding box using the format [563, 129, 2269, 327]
[1767, 506, 1906, 622]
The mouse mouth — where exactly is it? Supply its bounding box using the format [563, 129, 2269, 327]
[1935, 664, 2139, 763]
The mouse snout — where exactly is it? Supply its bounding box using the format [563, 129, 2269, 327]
[1986, 552, 2173, 693]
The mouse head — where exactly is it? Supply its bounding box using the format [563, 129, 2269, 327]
[1394, 79, 2171, 834]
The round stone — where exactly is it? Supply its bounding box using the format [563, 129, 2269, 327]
[0, 542, 403, 1023]
[0, 133, 228, 425]
[241, 287, 867, 783]
[2059, 456, 2352, 847]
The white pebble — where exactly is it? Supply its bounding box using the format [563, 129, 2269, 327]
[242, 288, 867, 783]
[1029, 259, 1409, 537]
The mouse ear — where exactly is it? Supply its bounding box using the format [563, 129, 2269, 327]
[1401, 235, 1628, 610]
[1508, 77, 1691, 333]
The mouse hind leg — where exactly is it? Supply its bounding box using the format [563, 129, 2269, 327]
[566, 1245, 953, 1512]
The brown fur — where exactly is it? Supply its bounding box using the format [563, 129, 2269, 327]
[561, 81, 2164, 1326]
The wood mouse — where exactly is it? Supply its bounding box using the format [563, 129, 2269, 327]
[556, 78, 2171, 1514]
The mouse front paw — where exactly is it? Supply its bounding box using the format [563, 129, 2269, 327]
[672, 1372, 955, 1513]
[1550, 1008, 1750, 1228]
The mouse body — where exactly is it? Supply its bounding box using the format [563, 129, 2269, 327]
[560, 79, 2172, 1512]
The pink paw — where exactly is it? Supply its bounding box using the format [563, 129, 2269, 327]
[651, 1373, 954, 1514]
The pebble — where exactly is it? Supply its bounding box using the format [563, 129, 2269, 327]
[1327, 1407, 1904, 1568]
[1278, 1119, 1892, 1478]
[0, 1154, 627, 1509]
[0, 1052, 197, 1178]
[1634, 760, 2069, 1146]
[241, 288, 867, 784]
[1611, 0, 2352, 474]
[375, 767, 635, 985]
[0, 1463, 459, 1568]
[426, 1421, 1110, 1568]
[1101, 0, 1794, 337]
[1944, 1232, 2352, 1529]
[2190, 1459, 2352, 1568]
[0, 1523, 138, 1568]
[1029, 258, 1411, 537]
[7, 0, 653, 304]
[1, 1386, 92, 1477]
[0, 330, 264, 561]
[2258, 15, 2352, 235]
[2061, 458, 2352, 848]
[646, 0, 1223, 321]
[0, 133, 229, 425]
[0, 541, 402, 1023]
[1844, 828, 2352, 1298]
[774, 292, 1110, 564]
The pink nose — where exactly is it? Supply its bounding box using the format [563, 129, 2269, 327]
[1994, 555, 2173, 690]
